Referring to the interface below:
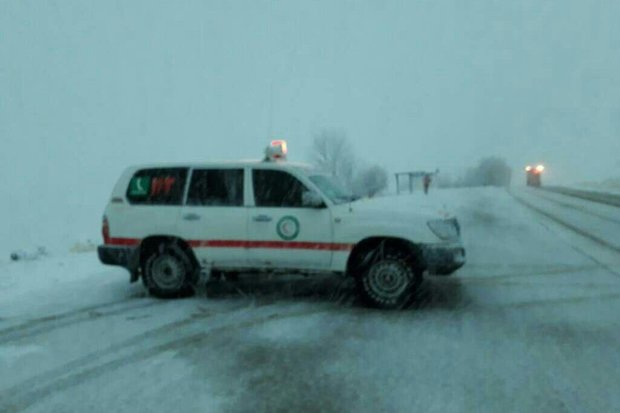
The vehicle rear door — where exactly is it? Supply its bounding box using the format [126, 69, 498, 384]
[178, 167, 248, 268]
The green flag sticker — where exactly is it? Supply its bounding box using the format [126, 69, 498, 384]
[129, 176, 151, 197]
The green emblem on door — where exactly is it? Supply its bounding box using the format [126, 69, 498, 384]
[276, 216, 300, 241]
[129, 176, 150, 197]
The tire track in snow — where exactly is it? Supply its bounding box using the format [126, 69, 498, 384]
[0, 298, 161, 345]
[528, 189, 620, 225]
[509, 190, 620, 278]
[511, 192, 620, 254]
[0, 301, 331, 413]
[542, 186, 620, 208]
[463, 264, 600, 281]
[501, 291, 620, 310]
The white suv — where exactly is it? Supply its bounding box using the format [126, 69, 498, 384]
[98, 143, 465, 309]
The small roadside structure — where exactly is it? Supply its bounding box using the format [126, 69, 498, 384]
[395, 170, 439, 194]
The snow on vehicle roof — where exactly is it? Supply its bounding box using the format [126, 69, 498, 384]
[126, 160, 314, 171]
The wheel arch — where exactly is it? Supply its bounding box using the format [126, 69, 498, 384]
[138, 235, 199, 275]
[346, 236, 424, 277]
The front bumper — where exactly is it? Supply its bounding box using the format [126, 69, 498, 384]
[422, 243, 466, 275]
[98, 245, 140, 280]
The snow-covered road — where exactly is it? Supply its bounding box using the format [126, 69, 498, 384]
[1, 187, 619, 413]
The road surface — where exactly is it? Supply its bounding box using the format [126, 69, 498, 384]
[1, 187, 619, 413]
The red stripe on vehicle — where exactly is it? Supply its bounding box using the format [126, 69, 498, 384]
[108, 238, 353, 251]
[189, 240, 353, 251]
[187, 240, 246, 248]
[247, 241, 353, 251]
[106, 237, 141, 247]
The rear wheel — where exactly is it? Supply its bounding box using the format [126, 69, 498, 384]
[356, 248, 421, 309]
[143, 243, 195, 298]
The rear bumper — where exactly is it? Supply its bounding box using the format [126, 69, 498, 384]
[98, 245, 139, 274]
[422, 242, 466, 275]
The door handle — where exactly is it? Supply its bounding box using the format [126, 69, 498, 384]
[253, 214, 273, 222]
[183, 213, 201, 221]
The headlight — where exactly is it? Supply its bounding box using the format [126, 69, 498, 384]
[427, 218, 460, 241]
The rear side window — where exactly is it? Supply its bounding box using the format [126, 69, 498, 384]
[252, 169, 307, 207]
[187, 169, 244, 206]
[126, 168, 188, 205]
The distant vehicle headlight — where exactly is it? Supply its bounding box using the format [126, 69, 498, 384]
[427, 218, 460, 241]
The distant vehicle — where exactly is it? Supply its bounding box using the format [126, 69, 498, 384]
[98, 141, 466, 309]
[525, 164, 544, 187]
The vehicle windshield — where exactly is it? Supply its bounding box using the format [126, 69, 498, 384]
[308, 174, 355, 205]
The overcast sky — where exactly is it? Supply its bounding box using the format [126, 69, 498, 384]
[1, 0, 619, 249]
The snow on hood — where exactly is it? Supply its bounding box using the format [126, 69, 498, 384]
[345, 194, 455, 220]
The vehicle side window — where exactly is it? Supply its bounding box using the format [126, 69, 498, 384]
[187, 169, 244, 206]
[126, 168, 188, 205]
[252, 169, 307, 207]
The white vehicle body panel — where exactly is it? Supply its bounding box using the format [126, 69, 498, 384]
[245, 164, 336, 270]
[101, 160, 464, 276]
[177, 166, 249, 268]
[247, 206, 335, 269]
[178, 204, 248, 267]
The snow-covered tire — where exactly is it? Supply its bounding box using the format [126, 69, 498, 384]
[356, 249, 421, 309]
[142, 243, 195, 299]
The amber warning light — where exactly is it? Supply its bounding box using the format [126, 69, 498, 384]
[265, 140, 288, 161]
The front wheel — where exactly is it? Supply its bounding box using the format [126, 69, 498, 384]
[356, 250, 421, 309]
[143, 244, 195, 298]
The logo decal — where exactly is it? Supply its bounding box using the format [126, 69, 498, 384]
[129, 176, 150, 197]
[276, 216, 300, 241]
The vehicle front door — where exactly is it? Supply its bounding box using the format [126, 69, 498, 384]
[247, 168, 334, 270]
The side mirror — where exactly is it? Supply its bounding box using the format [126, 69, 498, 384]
[302, 191, 325, 208]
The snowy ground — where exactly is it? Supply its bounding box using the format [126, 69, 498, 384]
[569, 178, 620, 196]
[1, 187, 619, 413]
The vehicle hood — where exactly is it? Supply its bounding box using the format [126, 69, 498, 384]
[344, 195, 455, 221]
[330, 195, 459, 244]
